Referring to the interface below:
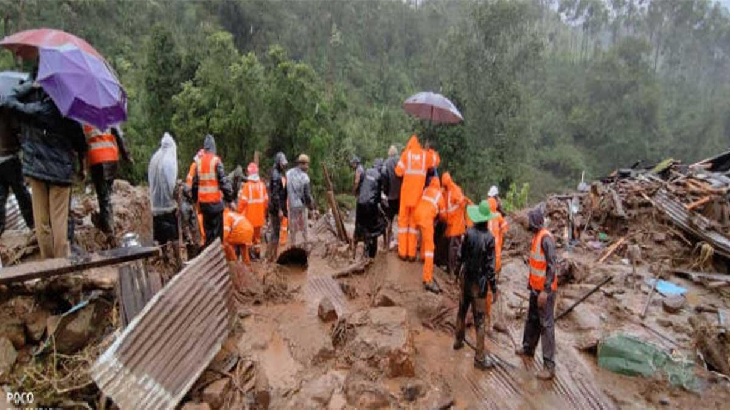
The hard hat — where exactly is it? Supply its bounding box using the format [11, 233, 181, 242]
[488, 185, 499, 197]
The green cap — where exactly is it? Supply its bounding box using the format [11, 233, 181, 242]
[467, 200, 497, 223]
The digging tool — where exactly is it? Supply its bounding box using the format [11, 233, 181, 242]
[556, 276, 613, 321]
[640, 272, 662, 319]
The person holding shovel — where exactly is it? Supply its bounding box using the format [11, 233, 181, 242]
[453, 200, 497, 370]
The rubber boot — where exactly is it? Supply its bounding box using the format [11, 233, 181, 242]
[536, 366, 555, 380]
[474, 354, 496, 370]
[423, 279, 440, 294]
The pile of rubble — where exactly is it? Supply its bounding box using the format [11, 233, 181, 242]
[541, 151, 729, 273]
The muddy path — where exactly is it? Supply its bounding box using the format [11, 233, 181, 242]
[229, 240, 729, 410]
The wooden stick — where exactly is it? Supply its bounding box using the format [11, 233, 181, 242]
[640, 272, 662, 320]
[597, 236, 627, 263]
[686, 196, 712, 210]
[556, 276, 613, 320]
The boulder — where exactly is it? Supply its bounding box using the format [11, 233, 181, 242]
[24, 310, 50, 342]
[373, 289, 399, 307]
[298, 371, 345, 409]
[48, 299, 110, 354]
[401, 380, 426, 402]
[662, 296, 686, 314]
[417, 385, 453, 410]
[318, 298, 338, 322]
[0, 337, 18, 377]
[0, 317, 25, 349]
[346, 307, 415, 378]
[202, 378, 229, 409]
[345, 375, 390, 409]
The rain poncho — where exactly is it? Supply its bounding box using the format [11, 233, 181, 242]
[148, 132, 178, 215]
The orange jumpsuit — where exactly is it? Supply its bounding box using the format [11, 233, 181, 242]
[413, 177, 446, 284]
[223, 208, 254, 262]
[238, 179, 268, 247]
[395, 135, 428, 259]
[440, 173, 467, 276]
[486, 198, 508, 318]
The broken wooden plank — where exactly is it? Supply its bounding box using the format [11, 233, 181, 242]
[686, 196, 712, 211]
[610, 189, 627, 218]
[0, 246, 160, 285]
[597, 236, 627, 263]
[672, 269, 729, 283]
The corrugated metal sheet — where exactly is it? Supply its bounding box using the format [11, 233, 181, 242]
[652, 189, 730, 258]
[4, 193, 29, 231]
[92, 242, 231, 410]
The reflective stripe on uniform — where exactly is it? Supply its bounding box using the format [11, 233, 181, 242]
[89, 141, 116, 150]
[408, 228, 420, 235]
[241, 183, 265, 204]
[424, 252, 434, 258]
[405, 150, 426, 176]
[397, 227, 408, 234]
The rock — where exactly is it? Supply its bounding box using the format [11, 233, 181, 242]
[662, 296, 686, 314]
[345, 378, 390, 409]
[24, 310, 50, 342]
[181, 402, 211, 410]
[658, 396, 670, 406]
[312, 342, 336, 364]
[298, 371, 345, 408]
[657, 318, 674, 328]
[0, 317, 25, 349]
[346, 307, 415, 378]
[48, 300, 109, 354]
[652, 232, 667, 243]
[339, 282, 358, 299]
[568, 304, 601, 331]
[373, 290, 399, 307]
[318, 298, 338, 322]
[401, 380, 426, 402]
[202, 378, 229, 409]
[0, 337, 18, 377]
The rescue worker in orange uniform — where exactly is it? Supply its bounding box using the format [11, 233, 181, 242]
[394, 135, 428, 261]
[223, 207, 254, 263]
[83, 124, 132, 237]
[485, 196, 509, 328]
[425, 141, 441, 181]
[191, 134, 233, 247]
[238, 162, 268, 259]
[413, 176, 445, 293]
[516, 207, 557, 381]
[440, 172, 468, 277]
[185, 149, 204, 191]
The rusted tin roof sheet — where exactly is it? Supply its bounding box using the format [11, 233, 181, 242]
[4, 193, 29, 232]
[92, 242, 231, 410]
[652, 189, 730, 258]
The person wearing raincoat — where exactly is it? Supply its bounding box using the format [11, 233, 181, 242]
[394, 135, 428, 261]
[440, 172, 468, 277]
[266, 152, 288, 261]
[191, 134, 233, 247]
[223, 207, 254, 263]
[382, 145, 401, 246]
[1, 79, 87, 259]
[412, 176, 446, 293]
[355, 158, 387, 258]
[148, 132, 178, 247]
[238, 162, 268, 259]
[286, 154, 315, 246]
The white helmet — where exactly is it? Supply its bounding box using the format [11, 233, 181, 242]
[487, 185, 499, 197]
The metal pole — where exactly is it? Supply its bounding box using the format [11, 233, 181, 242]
[556, 276, 613, 320]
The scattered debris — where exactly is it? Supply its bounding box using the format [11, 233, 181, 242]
[662, 295, 686, 314]
[92, 243, 231, 410]
[689, 315, 729, 376]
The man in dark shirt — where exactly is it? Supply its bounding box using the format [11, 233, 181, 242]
[382, 145, 401, 248]
[266, 152, 288, 262]
[516, 207, 558, 380]
[453, 200, 496, 370]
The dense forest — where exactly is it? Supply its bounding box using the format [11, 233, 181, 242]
[0, 0, 729, 204]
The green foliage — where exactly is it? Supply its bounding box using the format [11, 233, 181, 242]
[0, 0, 726, 199]
[504, 182, 530, 212]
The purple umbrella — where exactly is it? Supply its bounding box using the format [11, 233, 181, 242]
[37, 44, 127, 130]
[403, 91, 463, 125]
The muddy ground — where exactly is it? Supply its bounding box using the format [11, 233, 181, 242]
[0, 181, 729, 409]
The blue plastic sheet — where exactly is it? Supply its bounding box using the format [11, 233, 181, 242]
[646, 278, 687, 297]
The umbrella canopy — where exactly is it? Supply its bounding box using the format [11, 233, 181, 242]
[0, 71, 29, 96]
[403, 91, 463, 124]
[37, 45, 126, 130]
[0, 28, 104, 61]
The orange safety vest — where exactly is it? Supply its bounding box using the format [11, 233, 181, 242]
[196, 152, 222, 204]
[84, 124, 118, 166]
[528, 228, 556, 291]
[443, 187, 466, 237]
[238, 180, 268, 227]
